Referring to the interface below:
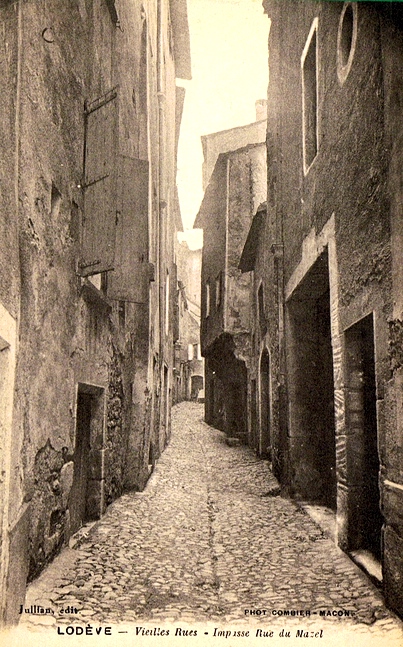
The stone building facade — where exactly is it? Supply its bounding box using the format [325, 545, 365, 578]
[173, 240, 203, 403]
[239, 202, 274, 460]
[0, 0, 190, 625]
[201, 112, 267, 192]
[195, 133, 266, 439]
[241, 0, 403, 618]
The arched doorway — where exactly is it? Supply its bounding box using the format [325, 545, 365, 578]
[190, 374, 203, 401]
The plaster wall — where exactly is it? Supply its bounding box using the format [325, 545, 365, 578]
[0, 0, 186, 624]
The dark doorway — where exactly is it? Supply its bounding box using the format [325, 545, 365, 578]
[205, 335, 247, 440]
[226, 360, 247, 441]
[345, 314, 382, 559]
[70, 393, 92, 535]
[287, 250, 337, 509]
[191, 374, 203, 400]
[163, 365, 169, 446]
[259, 350, 271, 458]
[153, 356, 160, 459]
[250, 379, 258, 450]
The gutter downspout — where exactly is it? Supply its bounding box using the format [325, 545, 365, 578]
[274, 165, 288, 487]
[268, 137, 287, 484]
[157, 0, 167, 358]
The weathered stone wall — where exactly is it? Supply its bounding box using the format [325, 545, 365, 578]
[13, 0, 109, 587]
[198, 157, 228, 354]
[199, 138, 266, 440]
[0, 0, 186, 624]
[201, 120, 266, 191]
[0, 4, 20, 318]
[248, 239, 288, 481]
[105, 346, 125, 505]
[176, 240, 202, 308]
[200, 144, 266, 355]
[225, 144, 266, 341]
[27, 442, 67, 581]
[264, 0, 403, 615]
[0, 5, 27, 601]
[380, 7, 403, 617]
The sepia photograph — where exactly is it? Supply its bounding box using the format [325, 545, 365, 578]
[0, 0, 403, 645]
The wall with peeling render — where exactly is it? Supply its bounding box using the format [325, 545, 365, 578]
[0, 0, 185, 625]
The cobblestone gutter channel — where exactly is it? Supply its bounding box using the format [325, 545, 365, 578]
[13, 403, 403, 644]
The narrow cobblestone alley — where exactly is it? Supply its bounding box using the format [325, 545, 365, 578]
[18, 403, 403, 644]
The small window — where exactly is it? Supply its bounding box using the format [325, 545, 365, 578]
[302, 19, 318, 174]
[88, 271, 108, 294]
[337, 4, 357, 85]
[206, 281, 210, 317]
[88, 274, 102, 290]
[215, 273, 222, 309]
[50, 184, 62, 219]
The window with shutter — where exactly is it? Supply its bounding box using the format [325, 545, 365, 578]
[79, 88, 119, 276]
[107, 155, 153, 303]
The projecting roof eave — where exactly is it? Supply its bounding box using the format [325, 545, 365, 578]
[194, 157, 225, 228]
[239, 204, 267, 273]
[170, 0, 192, 80]
[195, 144, 265, 228]
[201, 119, 267, 150]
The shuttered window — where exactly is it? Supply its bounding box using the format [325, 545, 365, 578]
[80, 89, 152, 302]
[80, 88, 119, 276]
[107, 155, 152, 303]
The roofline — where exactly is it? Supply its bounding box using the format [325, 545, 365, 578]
[194, 142, 266, 228]
[215, 140, 266, 164]
[201, 119, 267, 143]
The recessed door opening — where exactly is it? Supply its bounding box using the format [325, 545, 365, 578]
[69, 385, 105, 536]
[250, 378, 258, 451]
[70, 392, 92, 535]
[345, 314, 383, 563]
[287, 250, 337, 510]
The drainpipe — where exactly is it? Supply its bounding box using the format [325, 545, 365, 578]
[269, 138, 287, 485]
[157, 0, 167, 359]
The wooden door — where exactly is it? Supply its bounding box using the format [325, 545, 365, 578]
[69, 393, 92, 535]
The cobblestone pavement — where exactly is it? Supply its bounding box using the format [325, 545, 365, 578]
[19, 403, 403, 644]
